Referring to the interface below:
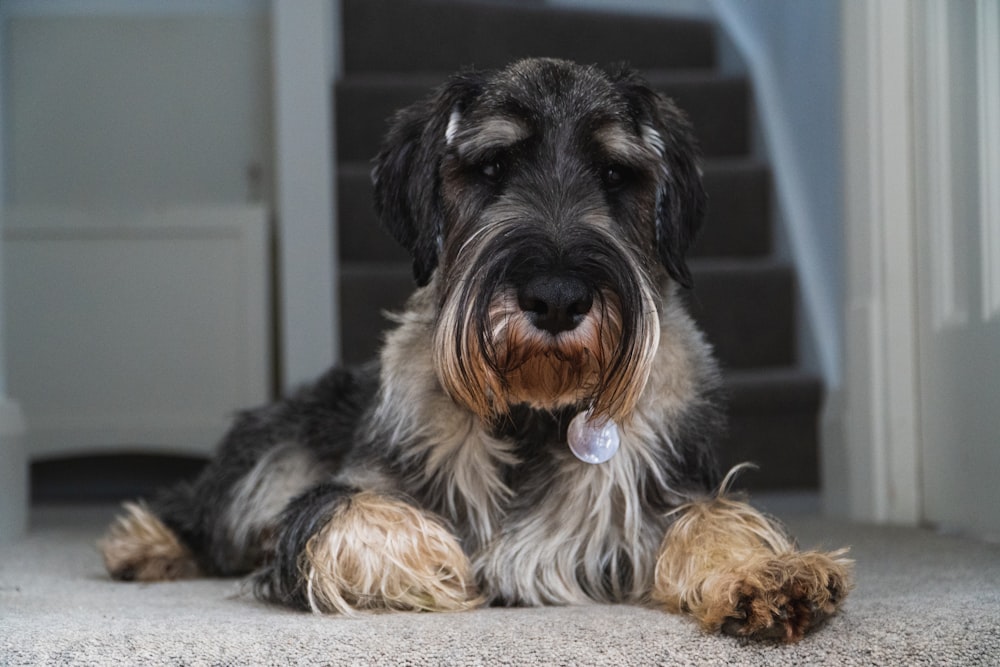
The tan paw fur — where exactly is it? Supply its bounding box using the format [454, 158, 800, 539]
[99, 502, 200, 581]
[696, 549, 853, 641]
[301, 491, 482, 614]
[653, 495, 853, 642]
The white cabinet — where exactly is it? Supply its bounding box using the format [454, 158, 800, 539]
[4, 205, 271, 460]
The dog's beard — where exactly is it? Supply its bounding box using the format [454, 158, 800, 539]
[488, 290, 620, 410]
[433, 252, 661, 424]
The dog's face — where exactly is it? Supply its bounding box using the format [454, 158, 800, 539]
[373, 58, 706, 423]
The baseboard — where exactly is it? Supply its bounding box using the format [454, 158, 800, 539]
[819, 388, 849, 518]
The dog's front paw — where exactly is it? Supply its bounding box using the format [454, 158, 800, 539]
[300, 491, 482, 614]
[703, 550, 852, 642]
[99, 502, 200, 581]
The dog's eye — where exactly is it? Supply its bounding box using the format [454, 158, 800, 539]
[601, 165, 628, 192]
[480, 159, 505, 184]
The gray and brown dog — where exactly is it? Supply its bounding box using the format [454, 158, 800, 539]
[100, 58, 851, 642]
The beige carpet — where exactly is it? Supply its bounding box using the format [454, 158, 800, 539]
[1, 503, 999, 666]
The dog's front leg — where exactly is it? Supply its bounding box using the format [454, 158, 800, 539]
[652, 496, 853, 642]
[254, 484, 482, 614]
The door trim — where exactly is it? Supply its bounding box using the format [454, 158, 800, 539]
[839, 0, 921, 524]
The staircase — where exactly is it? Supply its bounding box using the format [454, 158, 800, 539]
[334, 0, 820, 491]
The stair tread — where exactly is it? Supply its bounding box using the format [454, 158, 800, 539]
[688, 257, 790, 272]
[337, 156, 768, 174]
[723, 367, 823, 409]
[340, 258, 797, 370]
[335, 1, 820, 490]
[343, 0, 716, 73]
[719, 367, 822, 490]
[338, 157, 772, 261]
[339, 69, 740, 87]
[341, 257, 792, 274]
[335, 71, 750, 160]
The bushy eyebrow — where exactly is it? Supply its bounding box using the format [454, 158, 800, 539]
[452, 117, 531, 162]
[592, 123, 661, 167]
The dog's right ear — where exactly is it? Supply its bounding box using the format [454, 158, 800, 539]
[609, 65, 706, 289]
[372, 73, 485, 287]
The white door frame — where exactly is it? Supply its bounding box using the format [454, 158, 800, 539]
[839, 0, 922, 525]
[840, 0, 1000, 528]
[270, 0, 340, 392]
[0, 3, 29, 541]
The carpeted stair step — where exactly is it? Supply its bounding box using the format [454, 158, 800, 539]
[334, 0, 822, 493]
[692, 159, 772, 257]
[335, 72, 749, 161]
[337, 158, 771, 263]
[342, 0, 715, 74]
[338, 262, 413, 366]
[640, 71, 751, 159]
[720, 368, 821, 490]
[338, 259, 796, 371]
[685, 258, 796, 369]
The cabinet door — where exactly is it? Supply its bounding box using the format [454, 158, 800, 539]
[914, 0, 1000, 541]
[4, 206, 271, 459]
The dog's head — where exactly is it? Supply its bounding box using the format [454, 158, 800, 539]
[373, 58, 706, 422]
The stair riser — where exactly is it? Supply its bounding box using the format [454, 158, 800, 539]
[721, 408, 820, 490]
[339, 264, 795, 370]
[339, 268, 818, 492]
[343, 0, 715, 74]
[339, 266, 414, 366]
[334, 0, 820, 492]
[687, 265, 797, 369]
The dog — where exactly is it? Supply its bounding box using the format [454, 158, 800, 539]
[100, 58, 851, 642]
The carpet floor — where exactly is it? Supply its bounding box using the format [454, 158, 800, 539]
[1, 502, 998, 666]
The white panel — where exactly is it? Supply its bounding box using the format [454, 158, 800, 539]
[978, 0, 1000, 322]
[839, 0, 921, 525]
[3, 206, 271, 458]
[7, 13, 271, 208]
[271, 0, 338, 389]
[915, 1, 1000, 542]
[915, 1, 969, 330]
[3, 0, 266, 16]
[871, 0, 921, 524]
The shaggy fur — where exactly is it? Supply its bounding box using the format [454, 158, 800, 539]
[100, 58, 852, 641]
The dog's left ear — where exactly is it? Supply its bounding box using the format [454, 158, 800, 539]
[372, 72, 485, 287]
[612, 68, 707, 288]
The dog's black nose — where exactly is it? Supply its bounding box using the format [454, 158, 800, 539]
[517, 275, 593, 335]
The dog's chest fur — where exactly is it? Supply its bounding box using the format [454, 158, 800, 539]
[474, 410, 673, 605]
[373, 398, 669, 605]
[339, 288, 711, 605]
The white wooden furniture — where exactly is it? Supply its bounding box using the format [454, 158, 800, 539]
[3, 205, 271, 460]
[840, 0, 1000, 539]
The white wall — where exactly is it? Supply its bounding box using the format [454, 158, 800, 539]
[1, 1, 277, 466]
[6, 5, 272, 208]
[0, 3, 28, 542]
[1, 2, 10, 398]
[3, 0, 342, 412]
[271, 0, 338, 389]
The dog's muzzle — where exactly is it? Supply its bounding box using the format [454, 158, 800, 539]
[433, 225, 661, 422]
